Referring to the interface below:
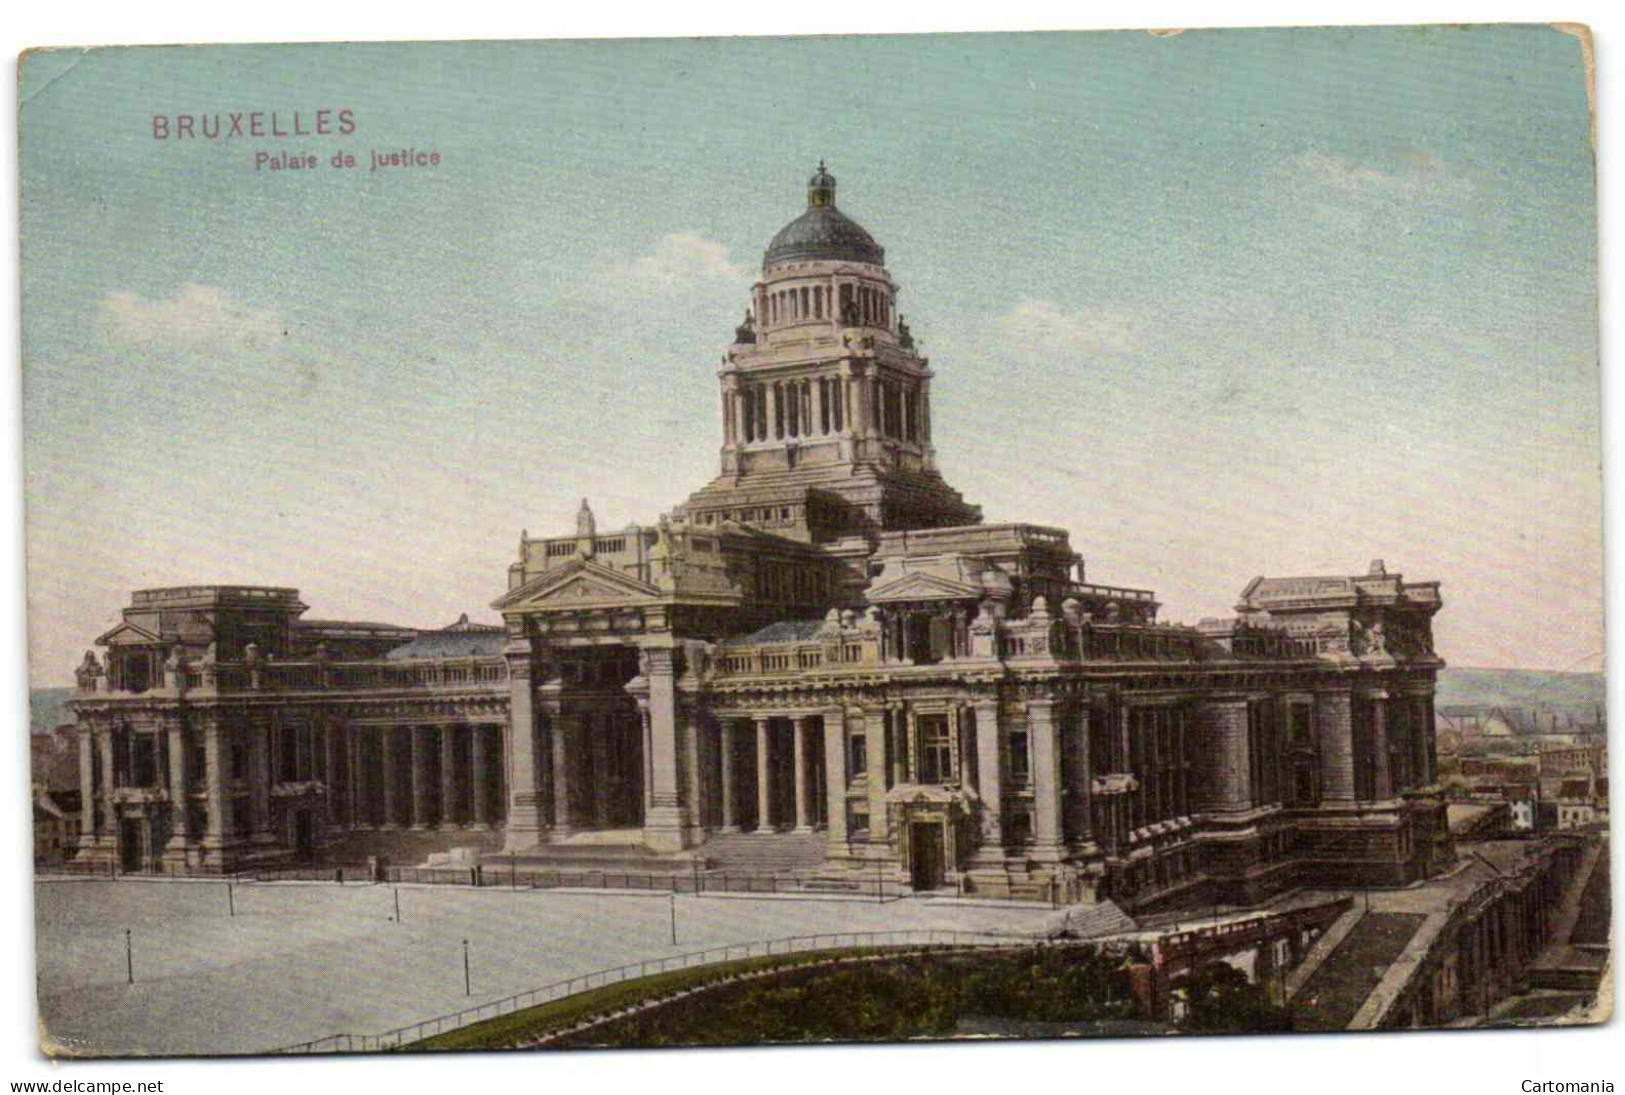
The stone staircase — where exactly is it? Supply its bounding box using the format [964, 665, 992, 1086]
[699, 831, 830, 873]
[1288, 912, 1429, 1031]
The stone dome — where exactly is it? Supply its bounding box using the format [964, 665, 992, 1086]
[763, 163, 885, 268]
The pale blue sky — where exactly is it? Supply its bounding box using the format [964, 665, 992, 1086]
[20, 26, 1598, 684]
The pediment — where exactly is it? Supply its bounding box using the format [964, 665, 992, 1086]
[96, 621, 163, 646]
[492, 559, 662, 612]
[867, 571, 984, 604]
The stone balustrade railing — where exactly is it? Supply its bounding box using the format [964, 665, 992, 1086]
[78, 656, 509, 698]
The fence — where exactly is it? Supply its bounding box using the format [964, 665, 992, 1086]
[36, 861, 375, 884]
[40, 860, 1072, 906]
[270, 927, 1044, 1054]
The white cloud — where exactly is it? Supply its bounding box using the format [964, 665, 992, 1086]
[1294, 150, 1452, 199]
[617, 232, 751, 288]
[995, 299, 1144, 356]
[98, 283, 282, 352]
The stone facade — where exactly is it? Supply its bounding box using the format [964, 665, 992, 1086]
[66, 166, 1454, 911]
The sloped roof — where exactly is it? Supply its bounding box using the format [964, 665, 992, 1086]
[719, 620, 827, 647]
[384, 630, 507, 660]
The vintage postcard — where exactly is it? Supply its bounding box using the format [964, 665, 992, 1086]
[20, 25, 1608, 1058]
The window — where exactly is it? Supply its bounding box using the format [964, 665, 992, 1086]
[1007, 730, 1030, 785]
[917, 715, 953, 783]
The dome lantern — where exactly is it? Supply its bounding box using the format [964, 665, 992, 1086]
[763, 162, 885, 268]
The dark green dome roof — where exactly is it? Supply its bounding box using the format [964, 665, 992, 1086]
[763, 163, 885, 268]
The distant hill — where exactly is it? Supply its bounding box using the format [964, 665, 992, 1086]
[1436, 668, 1605, 719]
[29, 687, 76, 736]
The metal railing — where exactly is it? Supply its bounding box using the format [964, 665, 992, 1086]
[269, 928, 1039, 1054]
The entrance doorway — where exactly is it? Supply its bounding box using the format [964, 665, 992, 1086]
[118, 819, 144, 874]
[909, 822, 946, 891]
[294, 810, 315, 863]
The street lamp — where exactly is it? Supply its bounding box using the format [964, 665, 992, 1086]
[462, 939, 471, 996]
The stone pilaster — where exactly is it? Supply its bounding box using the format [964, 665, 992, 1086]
[1313, 686, 1356, 804]
[1027, 699, 1065, 862]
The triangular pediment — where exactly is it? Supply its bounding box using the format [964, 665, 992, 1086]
[96, 620, 163, 646]
[867, 571, 984, 603]
[492, 559, 663, 612]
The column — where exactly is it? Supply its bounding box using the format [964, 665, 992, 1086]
[766, 384, 780, 440]
[381, 727, 401, 827]
[77, 730, 97, 848]
[1065, 705, 1094, 846]
[165, 722, 189, 850]
[793, 716, 814, 832]
[1027, 700, 1065, 861]
[347, 728, 363, 827]
[888, 707, 906, 785]
[684, 708, 705, 841]
[639, 647, 691, 851]
[552, 712, 575, 837]
[1363, 692, 1392, 800]
[202, 717, 232, 852]
[864, 708, 890, 849]
[719, 719, 739, 832]
[96, 731, 117, 836]
[1411, 697, 1432, 789]
[1313, 686, 1357, 804]
[590, 714, 613, 827]
[1193, 698, 1252, 814]
[755, 717, 773, 831]
[504, 646, 544, 850]
[324, 720, 342, 823]
[471, 725, 491, 829]
[410, 725, 433, 829]
[440, 725, 460, 827]
[973, 700, 1003, 859]
[250, 716, 272, 840]
[822, 708, 848, 850]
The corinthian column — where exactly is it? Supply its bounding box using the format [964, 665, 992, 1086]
[793, 716, 814, 832]
[638, 646, 691, 852]
[504, 640, 544, 851]
[756, 717, 773, 832]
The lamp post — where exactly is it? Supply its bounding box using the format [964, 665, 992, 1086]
[462, 939, 471, 996]
[669, 892, 678, 946]
[124, 929, 133, 985]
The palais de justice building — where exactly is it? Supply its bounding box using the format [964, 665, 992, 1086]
[67, 166, 1453, 911]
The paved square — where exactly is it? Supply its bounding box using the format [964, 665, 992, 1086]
[35, 879, 1055, 1057]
